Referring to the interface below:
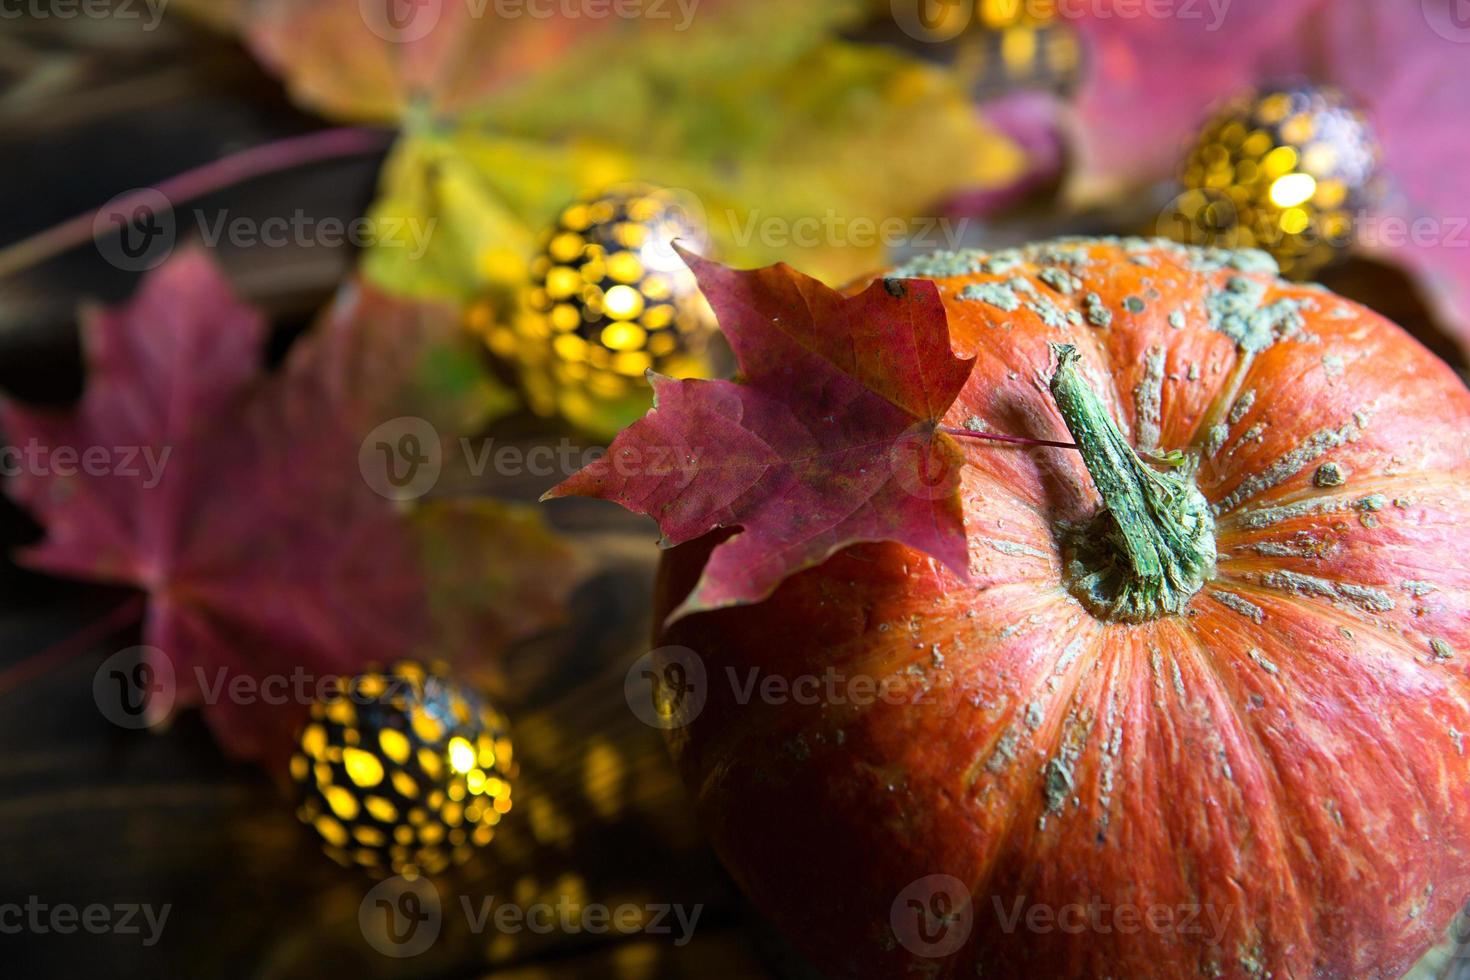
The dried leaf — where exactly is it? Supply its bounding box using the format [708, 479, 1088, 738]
[202, 0, 1020, 299]
[545, 250, 974, 621]
[362, 41, 1023, 300]
[0, 252, 576, 761]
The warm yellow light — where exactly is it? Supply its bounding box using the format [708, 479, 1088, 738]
[1278, 208, 1311, 234]
[606, 250, 645, 284]
[981, 0, 1024, 28]
[314, 815, 349, 847]
[1001, 25, 1038, 71]
[378, 728, 411, 764]
[1261, 145, 1298, 178]
[448, 736, 476, 774]
[364, 795, 398, 822]
[1269, 172, 1317, 208]
[601, 322, 647, 352]
[411, 709, 443, 743]
[343, 747, 385, 788]
[323, 785, 359, 821]
[603, 284, 645, 320]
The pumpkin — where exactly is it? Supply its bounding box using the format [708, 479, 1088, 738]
[652, 237, 1470, 978]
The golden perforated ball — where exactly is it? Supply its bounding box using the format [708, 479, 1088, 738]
[480, 184, 718, 437]
[1169, 85, 1379, 277]
[292, 661, 514, 877]
[888, 0, 1081, 97]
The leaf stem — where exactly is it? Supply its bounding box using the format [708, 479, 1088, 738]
[0, 126, 394, 281]
[939, 425, 1077, 451]
[0, 594, 146, 696]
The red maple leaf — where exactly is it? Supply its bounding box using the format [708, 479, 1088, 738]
[545, 250, 974, 622]
[1, 251, 577, 762]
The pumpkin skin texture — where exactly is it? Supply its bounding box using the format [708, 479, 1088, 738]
[652, 238, 1470, 979]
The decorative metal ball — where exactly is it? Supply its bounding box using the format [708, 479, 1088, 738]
[478, 183, 718, 437]
[292, 661, 515, 877]
[1170, 85, 1380, 278]
[888, 0, 1081, 97]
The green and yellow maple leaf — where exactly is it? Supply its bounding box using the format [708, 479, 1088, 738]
[202, 0, 1020, 302]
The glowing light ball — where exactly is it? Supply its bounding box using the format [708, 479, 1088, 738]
[292, 661, 514, 877]
[1171, 85, 1379, 278]
[480, 183, 718, 437]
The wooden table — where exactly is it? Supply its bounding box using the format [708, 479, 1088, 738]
[3, 12, 1466, 979]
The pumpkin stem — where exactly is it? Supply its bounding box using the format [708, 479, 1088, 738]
[1048, 343, 1216, 623]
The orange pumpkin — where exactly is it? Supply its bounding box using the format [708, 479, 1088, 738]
[653, 238, 1470, 978]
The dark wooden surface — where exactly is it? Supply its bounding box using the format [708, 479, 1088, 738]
[0, 17, 779, 979]
[4, 12, 1468, 980]
[0, 515, 782, 980]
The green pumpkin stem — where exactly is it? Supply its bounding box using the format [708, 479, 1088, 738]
[1048, 343, 1216, 623]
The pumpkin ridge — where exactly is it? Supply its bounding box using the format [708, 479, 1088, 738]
[1203, 574, 1454, 675]
[1178, 606, 1468, 974]
[1212, 473, 1462, 532]
[956, 609, 1099, 794]
[1167, 617, 1318, 963]
[683, 578, 1068, 813]
[958, 620, 1111, 926]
